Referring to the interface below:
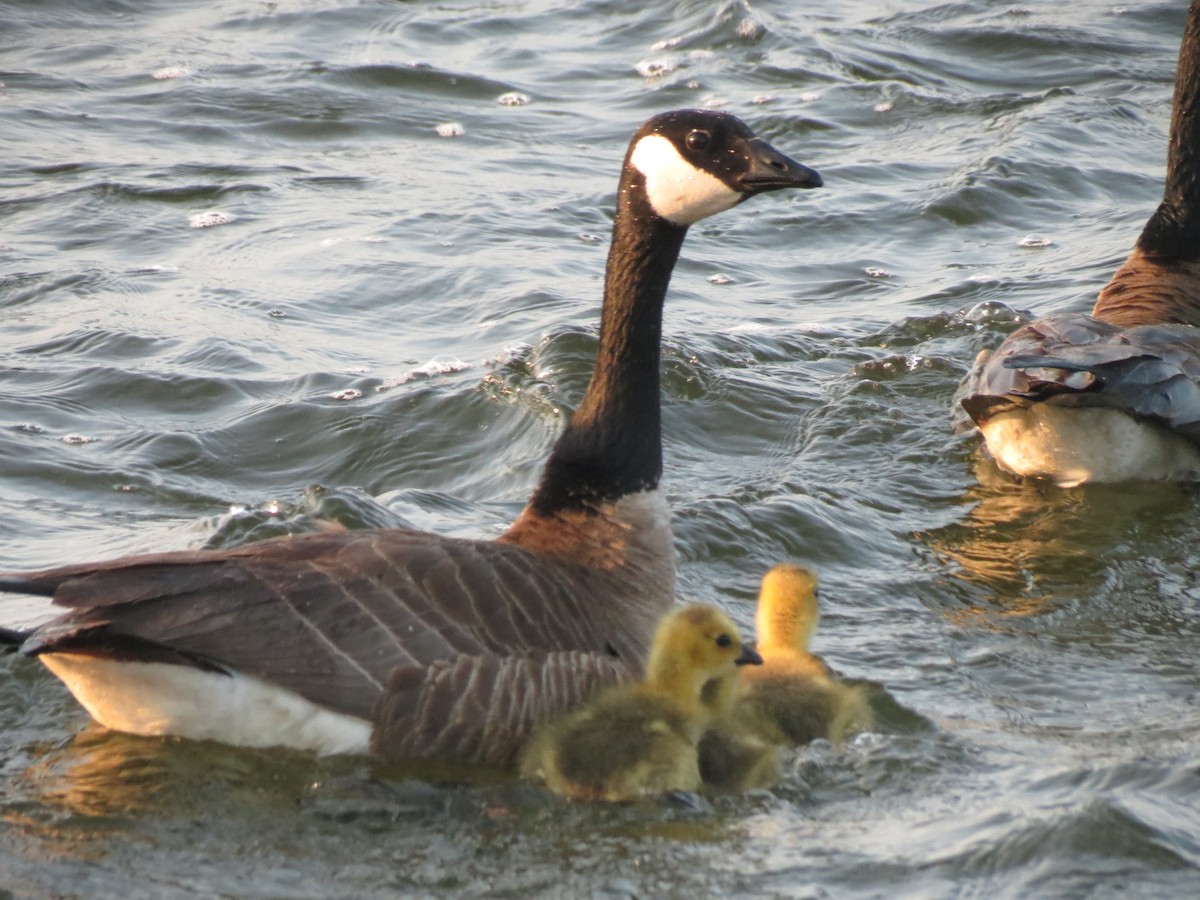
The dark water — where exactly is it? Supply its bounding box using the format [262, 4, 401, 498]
[3, 0, 1199, 896]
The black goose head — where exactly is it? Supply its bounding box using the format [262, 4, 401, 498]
[622, 108, 823, 226]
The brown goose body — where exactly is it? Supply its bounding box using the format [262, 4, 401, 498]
[0, 110, 821, 766]
[17, 518, 670, 766]
[959, 0, 1200, 485]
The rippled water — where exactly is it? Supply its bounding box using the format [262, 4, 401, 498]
[3, 0, 1200, 896]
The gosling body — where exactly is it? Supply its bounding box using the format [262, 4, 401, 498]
[696, 667, 781, 793]
[737, 564, 870, 746]
[520, 604, 761, 801]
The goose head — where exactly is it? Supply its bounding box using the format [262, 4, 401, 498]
[755, 563, 820, 657]
[624, 109, 823, 227]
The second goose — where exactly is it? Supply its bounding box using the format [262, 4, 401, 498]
[959, 0, 1200, 486]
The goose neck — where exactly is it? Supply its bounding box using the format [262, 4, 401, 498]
[644, 655, 708, 721]
[1138, 1, 1200, 264]
[530, 179, 687, 514]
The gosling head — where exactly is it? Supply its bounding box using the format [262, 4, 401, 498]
[755, 563, 821, 656]
[624, 109, 823, 227]
[645, 603, 762, 699]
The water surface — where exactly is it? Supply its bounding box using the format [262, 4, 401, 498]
[2, 1, 1199, 897]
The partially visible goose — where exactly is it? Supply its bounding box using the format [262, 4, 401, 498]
[518, 604, 762, 801]
[732, 564, 871, 746]
[959, 0, 1200, 487]
[0, 110, 821, 766]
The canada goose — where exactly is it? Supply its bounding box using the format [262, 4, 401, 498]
[959, 0, 1200, 486]
[0, 110, 821, 766]
[518, 604, 761, 801]
[734, 564, 872, 746]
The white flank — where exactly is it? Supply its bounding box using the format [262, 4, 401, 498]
[629, 134, 741, 225]
[981, 405, 1200, 487]
[607, 486, 678, 648]
[613, 486, 676, 571]
[40, 653, 372, 756]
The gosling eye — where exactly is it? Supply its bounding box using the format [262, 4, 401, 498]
[685, 129, 711, 152]
[715, 633, 732, 648]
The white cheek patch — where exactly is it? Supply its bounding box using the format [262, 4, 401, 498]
[629, 134, 741, 225]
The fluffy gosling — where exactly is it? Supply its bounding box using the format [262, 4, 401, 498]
[737, 563, 872, 746]
[520, 604, 761, 802]
[697, 666, 782, 793]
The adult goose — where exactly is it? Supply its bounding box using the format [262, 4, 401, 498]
[0, 109, 821, 766]
[959, 0, 1200, 487]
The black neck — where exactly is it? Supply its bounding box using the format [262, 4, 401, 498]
[529, 170, 687, 515]
[1138, 0, 1200, 263]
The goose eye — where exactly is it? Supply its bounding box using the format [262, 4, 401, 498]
[685, 130, 710, 151]
[715, 633, 732, 648]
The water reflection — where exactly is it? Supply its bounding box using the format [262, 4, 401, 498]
[15, 726, 335, 826]
[916, 454, 1200, 622]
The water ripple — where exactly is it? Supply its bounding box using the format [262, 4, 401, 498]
[2, 0, 1199, 896]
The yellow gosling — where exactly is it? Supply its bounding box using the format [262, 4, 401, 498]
[753, 564, 828, 678]
[697, 667, 781, 793]
[520, 604, 761, 802]
[738, 564, 872, 746]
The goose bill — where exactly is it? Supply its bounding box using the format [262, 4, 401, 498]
[735, 644, 764, 667]
[738, 137, 823, 192]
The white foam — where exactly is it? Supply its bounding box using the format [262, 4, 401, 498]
[378, 355, 470, 390]
[634, 59, 675, 78]
[1018, 234, 1053, 249]
[189, 210, 235, 229]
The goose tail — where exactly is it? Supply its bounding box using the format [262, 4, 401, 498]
[0, 576, 58, 598]
[0, 578, 48, 652]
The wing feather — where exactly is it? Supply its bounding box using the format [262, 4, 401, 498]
[960, 312, 1200, 441]
[9, 528, 652, 724]
[371, 650, 633, 767]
